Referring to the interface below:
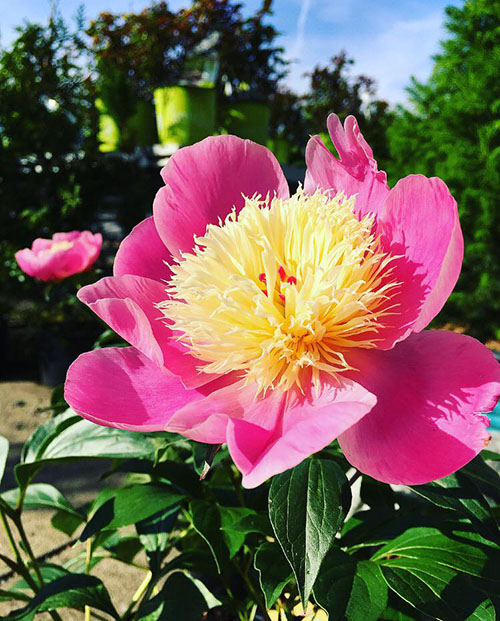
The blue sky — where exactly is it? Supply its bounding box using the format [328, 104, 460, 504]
[0, 0, 458, 104]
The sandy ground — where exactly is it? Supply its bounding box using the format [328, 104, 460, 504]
[0, 382, 147, 617]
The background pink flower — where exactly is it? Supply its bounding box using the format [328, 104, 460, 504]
[65, 123, 500, 489]
[16, 231, 102, 282]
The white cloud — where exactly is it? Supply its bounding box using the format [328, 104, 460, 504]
[316, 0, 354, 24]
[289, 0, 314, 59]
[282, 9, 445, 105]
[353, 13, 445, 103]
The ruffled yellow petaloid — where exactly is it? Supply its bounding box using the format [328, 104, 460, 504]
[160, 189, 400, 393]
[48, 240, 74, 253]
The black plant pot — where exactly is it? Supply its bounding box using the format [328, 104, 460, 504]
[0, 314, 7, 378]
[38, 329, 75, 387]
[38, 321, 101, 387]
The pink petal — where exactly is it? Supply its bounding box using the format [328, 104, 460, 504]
[303, 116, 462, 342]
[166, 378, 284, 444]
[53, 231, 84, 242]
[231, 378, 376, 488]
[412, 210, 463, 332]
[114, 216, 172, 282]
[377, 175, 463, 336]
[170, 376, 375, 488]
[16, 231, 102, 281]
[304, 114, 390, 217]
[31, 238, 53, 253]
[16, 245, 87, 281]
[15, 249, 46, 279]
[339, 331, 500, 485]
[75, 231, 102, 267]
[78, 275, 214, 388]
[153, 135, 290, 257]
[64, 346, 222, 431]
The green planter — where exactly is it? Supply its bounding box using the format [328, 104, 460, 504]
[96, 98, 157, 152]
[224, 101, 271, 145]
[96, 98, 120, 152]
[267, 137, 291, 164]
[154, 85, 216, 147]
[126, 100, 157, 148]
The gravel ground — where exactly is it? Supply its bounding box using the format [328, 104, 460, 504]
[0, 382, 146, 617]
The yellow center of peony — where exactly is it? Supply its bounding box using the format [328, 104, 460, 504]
[160, 189, 401, 393]
[48, 241, 74, 253]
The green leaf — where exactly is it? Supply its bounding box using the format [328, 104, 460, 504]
[137, 507, 179, 574]
[461, 455, 500, 501]
[254, 541, 293, 608]
[154, 460, 204, 497]
[189, 499, 229, 573]
[136, 571, 215, 620]
[268, 458, 351, 606]
[218, 506, 263, 558]
[5, 574, 118, 620]
[104, 533, 143, 564]
[20, 409, 78, 464]
[16, 410, 161, 489]
[0, 435, 9, 485]
[160, 549, 218, 579]
[51, 510, 84, 536]
[80, 484, 183, 541]
[0, 589, 30, 603]
[49, 384, 68, 415]
[465, 598, 496, 621]
[372, 527, 499, 579]
[220, 507, 271, 536]
[382, 592, 420, 620]
[410, 468, 498, 541]
[2, 483, 82, 519]
[379, 557, 493, 621]
[314, 547, 388, 621]
[340, 508, 400, 549]
[12, 564, 69, 592]
[481, 449, 500, 462]
[63, 550, 107, 573]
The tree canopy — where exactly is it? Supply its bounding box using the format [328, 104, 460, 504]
[387, 0, 500, 337]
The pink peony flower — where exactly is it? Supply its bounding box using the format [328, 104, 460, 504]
[64, 118, 500, 488]
[16, 231, 102, 282]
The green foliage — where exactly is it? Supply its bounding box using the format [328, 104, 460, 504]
[254, 541, 292, 607]
[0, 10, 103, 318]
[1, 381, 499, 620]
[4, 573, 119, 620]
[0, 11, 99, 240]
[304, 51, 374, 133]
[88, 0, 286, 109]
[269, 458, 351, 606]
[1, 3, 500, 619]
[314, 548, 388, 621]
[270, 51, 394, 170]
[136, 571, 220, 620]
[387, 0, 500, 337]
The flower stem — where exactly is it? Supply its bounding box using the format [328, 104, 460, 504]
[11, 509, 44, 587]
[235, 557, 271, 621]
[0, 512, 62, 621]
[84, 538, 93, 621]
[0, 510, 21, 564]
[121, 570, 153, 620]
